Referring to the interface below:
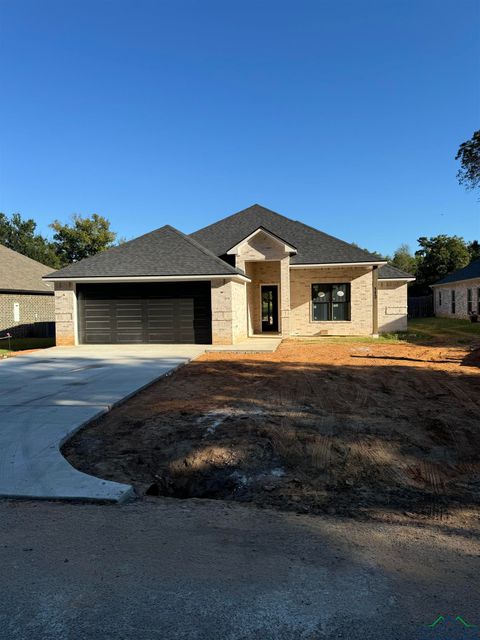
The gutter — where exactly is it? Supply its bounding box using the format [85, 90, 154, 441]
[42, 274, 251, 284]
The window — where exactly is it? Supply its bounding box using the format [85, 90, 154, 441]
[467, 289, 473, 314]
[312, 283, 351, 321]
[438, 291, 442, 307]
[478, 288, 480, 315]
[451, 290, 456, 314]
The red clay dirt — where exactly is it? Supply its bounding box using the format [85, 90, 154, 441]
[64, 340, 480, 525]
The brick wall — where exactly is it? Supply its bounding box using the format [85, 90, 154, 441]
[433, 279, 480, 319]
[377, 281, 408, 332]
[289, 266, 374, 336]
[54, 282, 77, 346]
[0, 292, 55, 337]
[211, 279, 248, 344]
[235, 231, 290, 265]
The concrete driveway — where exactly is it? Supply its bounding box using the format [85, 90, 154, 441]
[0, 345, 205, 502]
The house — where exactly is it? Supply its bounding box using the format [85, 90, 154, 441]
[43, 204, 414, 345]
[0, 244, 55, 338]
[431, 259, 480, 319]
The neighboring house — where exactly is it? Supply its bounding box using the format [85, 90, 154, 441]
[43, 204, 414, 345]
[431, 259, 480, 320]
[0, 244, 55, 338]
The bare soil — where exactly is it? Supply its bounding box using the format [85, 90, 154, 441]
[64, 340, 480, 524]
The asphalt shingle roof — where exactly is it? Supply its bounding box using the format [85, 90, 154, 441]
[378, 264, 415, 280]
[432, 259, 480, 286]
[44, 225, 245, 279]
[190, 204, 384, 265]
[0, 245, 54, 293]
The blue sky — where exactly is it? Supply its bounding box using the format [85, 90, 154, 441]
[0, 0, 478, 256]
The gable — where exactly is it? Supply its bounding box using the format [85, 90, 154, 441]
[227, 227, 296, 262]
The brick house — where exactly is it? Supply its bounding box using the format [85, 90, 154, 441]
[0, 244, 55, 338]
[43, 204, 414, 345]
[431, 259, 480, 319]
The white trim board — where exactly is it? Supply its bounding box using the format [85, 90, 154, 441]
[43, 274, 251, 284]
[290, 261, 387, 269]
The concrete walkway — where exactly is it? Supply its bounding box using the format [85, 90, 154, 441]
[0, 345, 204, 502]
[206, 337, 282, 353]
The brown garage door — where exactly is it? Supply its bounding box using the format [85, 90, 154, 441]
[77, 282, 212, 344]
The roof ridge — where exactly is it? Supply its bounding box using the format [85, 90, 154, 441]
[190, 204, 282, 236]
[153, 225, 244, 276]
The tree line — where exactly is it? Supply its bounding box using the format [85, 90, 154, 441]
[0, 212, 117, 269]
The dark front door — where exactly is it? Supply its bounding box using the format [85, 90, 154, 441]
[261, 285, 279, 332]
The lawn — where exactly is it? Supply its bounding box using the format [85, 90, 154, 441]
[288, 317, 480, 345]
[65, 335, 480, 526]
[407, 317, 480, 343]
[0, 337, 55, 357]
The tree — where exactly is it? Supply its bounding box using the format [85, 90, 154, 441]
[390, 243, 417, 276]
[50, 214, 117, 264]
[415, 235, 470, 286]
[0, 212, 60, 267]
[350, 242, 389, 261]
[456, 130, 480, 190]
[468, 240, 480, 262]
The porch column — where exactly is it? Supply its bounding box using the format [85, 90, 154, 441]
[280, 257, 290, 336]
[372, 265, 379, 336]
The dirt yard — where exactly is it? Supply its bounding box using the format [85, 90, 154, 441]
[64, 340, 480, 525]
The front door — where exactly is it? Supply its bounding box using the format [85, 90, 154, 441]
[261, 285, 279, 332]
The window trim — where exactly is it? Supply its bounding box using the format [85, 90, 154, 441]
[311, 283, 351, 322]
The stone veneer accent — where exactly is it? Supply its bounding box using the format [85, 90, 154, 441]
[289, 266, 374, 336]
[211, 279, 248, 344]
[0, 292, 54, 337]
[377, 281, 408, 332]
[433, 279, 480, 320]
[236, 231, 291, 336]
[54, 282, 77, 346]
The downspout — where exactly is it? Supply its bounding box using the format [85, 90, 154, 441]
[372, 265, 378, 336]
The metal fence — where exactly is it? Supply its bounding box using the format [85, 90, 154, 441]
[1, 322, 55, 339]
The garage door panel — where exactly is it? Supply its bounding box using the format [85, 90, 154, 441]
[78, 283, 211, 344]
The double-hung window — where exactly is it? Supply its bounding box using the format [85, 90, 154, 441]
[478, 288, 480, 315]
[438, 291, 442, 307]
[451, 290, 456, 314]
[312, 283, 351, 321]
[467, 289, 473, 314]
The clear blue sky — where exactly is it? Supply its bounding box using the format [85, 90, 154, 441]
[0, 0, 478, 256]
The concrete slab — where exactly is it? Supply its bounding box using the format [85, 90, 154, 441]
[0, 345, 205, 502]
[206, 337, 282, 353]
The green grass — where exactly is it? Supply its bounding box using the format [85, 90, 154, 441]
[0, 337, 55, 357]
[289, 317, 480, 346]
[406, 317, 480, 344]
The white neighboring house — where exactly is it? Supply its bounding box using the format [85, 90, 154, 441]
[431, 259, 480, 319]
